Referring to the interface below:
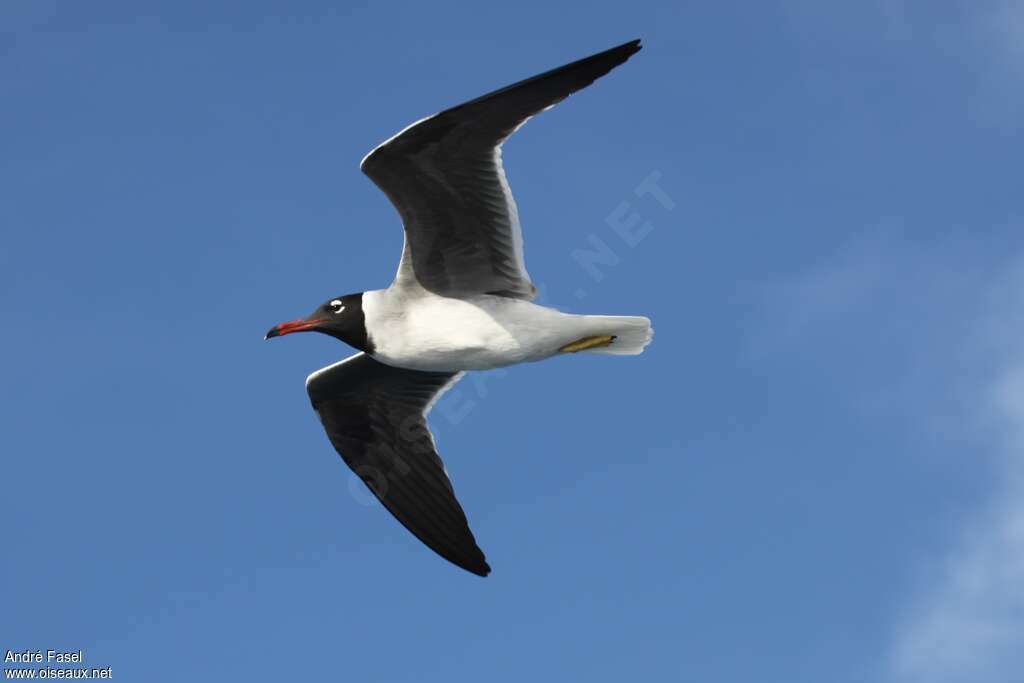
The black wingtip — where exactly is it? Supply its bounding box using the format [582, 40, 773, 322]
[610, 38, 642, 58]
[585, 39, 642, 68]
[453, 551, 491, 577]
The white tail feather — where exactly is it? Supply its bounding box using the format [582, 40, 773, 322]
[578, 315, 653, 355]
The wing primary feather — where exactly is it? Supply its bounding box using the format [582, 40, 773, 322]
[360, 40, 642, 301]
[306, 353, 491, 577]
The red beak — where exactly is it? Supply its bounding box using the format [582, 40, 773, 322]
[265, 318, 325, 339]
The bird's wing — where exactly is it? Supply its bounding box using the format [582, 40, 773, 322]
[361, 39, 642, 300]
[305, 352, 489, 577]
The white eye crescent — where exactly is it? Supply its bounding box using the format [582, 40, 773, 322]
[329, 299, 345, 314]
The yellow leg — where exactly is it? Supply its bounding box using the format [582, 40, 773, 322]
[559, 335, 617, 353]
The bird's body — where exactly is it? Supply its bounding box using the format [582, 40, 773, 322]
[363, 287, 650, 371]
[267, 39, 653, 576]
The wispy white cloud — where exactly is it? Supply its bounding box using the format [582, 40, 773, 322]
[745, 225, 1024, 682]
[889, 261, 1024, 683]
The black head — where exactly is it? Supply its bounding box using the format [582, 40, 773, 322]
[265, 293, 372, 352]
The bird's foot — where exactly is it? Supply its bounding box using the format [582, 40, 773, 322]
[559, 335, 617, 353]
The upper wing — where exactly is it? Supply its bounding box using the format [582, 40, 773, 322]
[306, 353, 489, 577]
[361, 39, 643, 300]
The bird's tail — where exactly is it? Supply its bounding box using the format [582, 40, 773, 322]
[575, 315, 653, 355]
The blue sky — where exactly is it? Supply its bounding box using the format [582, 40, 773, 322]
[2, 1, 1022, 681]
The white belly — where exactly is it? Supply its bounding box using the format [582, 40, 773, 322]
[362, 289, 588, 372]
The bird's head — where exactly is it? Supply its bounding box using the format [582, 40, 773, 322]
[265, 293, 370, 350]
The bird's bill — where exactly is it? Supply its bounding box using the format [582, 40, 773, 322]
[265, 318, 325, 339]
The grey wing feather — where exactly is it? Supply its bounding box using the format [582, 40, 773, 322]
[361, 39, 642, 300]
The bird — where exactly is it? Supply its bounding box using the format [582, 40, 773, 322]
[266, 39, 652, 577]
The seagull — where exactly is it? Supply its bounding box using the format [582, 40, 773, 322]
[266, 39, 652, 577]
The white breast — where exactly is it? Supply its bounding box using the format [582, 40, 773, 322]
[362, 288, 584, 372]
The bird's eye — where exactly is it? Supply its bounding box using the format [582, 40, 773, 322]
[329, 299, 345, 314]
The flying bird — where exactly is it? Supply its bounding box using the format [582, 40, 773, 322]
[267, 40, 652, 576]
